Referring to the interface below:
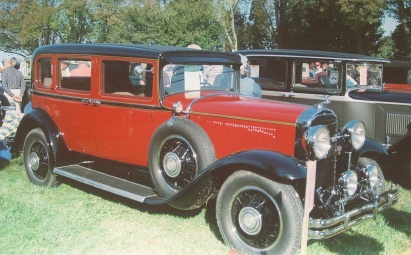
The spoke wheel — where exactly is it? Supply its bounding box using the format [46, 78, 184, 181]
[159, 136, 198, 190]
[23, 128, 59, 187]
[217, 170, 303, 255]
[149, 118, 216, 210]
[28, 141, 50, 181]
[232, 187, 282, 249]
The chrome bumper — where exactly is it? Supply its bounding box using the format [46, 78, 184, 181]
[308, 184, 399, 239]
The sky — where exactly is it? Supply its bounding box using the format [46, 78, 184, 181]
[382, 16, 399, 36]
[0, 16, 401, 60]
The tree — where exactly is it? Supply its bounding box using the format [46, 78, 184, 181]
[0, 0, 60, 57]
[110, 0, 223, 50]
[55, 0, 94, 43]
[387, 0, 411, 60]
[241, 0, 276, 49]
[214, 0, 241, 51]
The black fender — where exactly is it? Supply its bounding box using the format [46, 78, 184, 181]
[149, 150, 307, 205]
[12, 107, 67, 162]
[354, 137, 388, 160]
[387, 130, 411, 155]
[205, 150, 307, 181]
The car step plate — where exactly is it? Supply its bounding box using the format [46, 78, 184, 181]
[53, 165, 161, 203]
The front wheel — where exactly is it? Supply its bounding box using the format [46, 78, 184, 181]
[216, 171, 303, 255]
[23, 128, 59, 187]
[148, 118, 216, 210]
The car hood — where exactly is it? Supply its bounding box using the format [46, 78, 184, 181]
[162, 91, 310, 125]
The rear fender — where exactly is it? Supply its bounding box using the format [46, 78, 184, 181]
[12, 108, 67, 162]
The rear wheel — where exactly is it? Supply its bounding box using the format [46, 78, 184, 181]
[216, 170, 303, 255]
[23, 128, 59, 187]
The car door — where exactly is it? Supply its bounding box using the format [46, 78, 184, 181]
[92, 58, 163, 166]
[33, 57, 98, 156]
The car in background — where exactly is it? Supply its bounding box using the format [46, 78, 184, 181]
[12, 44, 398, 254]
[236, 49, 411, 186]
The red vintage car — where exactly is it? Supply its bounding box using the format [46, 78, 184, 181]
[13, 44, 398, 254]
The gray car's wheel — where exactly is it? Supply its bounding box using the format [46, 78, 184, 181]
[23, 128, 59, 187]
[148, 117, 216, 210]
[216, 170, 303, 255]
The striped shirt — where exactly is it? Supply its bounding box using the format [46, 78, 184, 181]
[2, 66, 26, 97]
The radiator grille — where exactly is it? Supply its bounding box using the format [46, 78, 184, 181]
[386, 113, 411, 135]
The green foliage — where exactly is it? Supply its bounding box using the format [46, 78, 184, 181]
[0, 0, 408, 59]
[110, 0, 223, 50]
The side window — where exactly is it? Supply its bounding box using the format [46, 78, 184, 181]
[347, 63, 382, 88]
[102, 60, 153, 97]
[36, 58, 52, 88]
[248, 58, 287, 91]
[58, 59, 91, 92]
[293, 60, 341, 93]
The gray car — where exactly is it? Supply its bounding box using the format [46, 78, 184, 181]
[236, 49, 411, 186]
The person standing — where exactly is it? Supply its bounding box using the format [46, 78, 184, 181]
[0, 59, 6, 94]
[2, 57, 26, 112]
[238, 54, 262, 98]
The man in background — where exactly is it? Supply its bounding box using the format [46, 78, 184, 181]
[238, 54, 262, 98]
[2, 57, 26, 112]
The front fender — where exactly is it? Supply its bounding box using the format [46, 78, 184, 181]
[355, 137, 388, 158]
[158, 150, 307, 204]
[12, 108, 67, 161]
[205, 150, 307, 181]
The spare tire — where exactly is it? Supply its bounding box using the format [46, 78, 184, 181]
[148, 117, 216, 210]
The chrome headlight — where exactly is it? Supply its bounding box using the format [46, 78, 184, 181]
[172, 101, 184, 114]
[342, 120, 365, 150]
[366, 163, 379, 188]
[303, 125, 331, 160]
[339, 170, 358, 196]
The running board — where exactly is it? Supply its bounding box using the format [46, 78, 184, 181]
[53, 164, 162, 203]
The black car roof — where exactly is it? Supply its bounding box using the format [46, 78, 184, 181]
[235, 49, 390, 63]
[385, 59, 411, 68]
[33, 43, 241, 65]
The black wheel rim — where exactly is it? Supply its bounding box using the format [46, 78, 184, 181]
[159, 136, 198, 190]
[231, 187, 282, 250]
[28, 141, 50, 180]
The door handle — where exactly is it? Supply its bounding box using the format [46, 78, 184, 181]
[81, 99, 90, 105]
[279, 92, 295, 98]
[90, 99, 100, 106]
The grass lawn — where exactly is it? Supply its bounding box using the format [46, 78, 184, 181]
[1, 157, 410, 255]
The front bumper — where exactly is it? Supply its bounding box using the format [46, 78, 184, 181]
[308, 184, 399, 239]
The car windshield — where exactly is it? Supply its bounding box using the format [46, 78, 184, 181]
[346, 62, 383, 88]
[163, 64, 237, 95]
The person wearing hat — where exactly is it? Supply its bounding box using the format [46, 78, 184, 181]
[238, 54, 262, 98]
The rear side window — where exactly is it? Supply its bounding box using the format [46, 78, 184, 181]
[247, 58, 287, 91]
[58, 59, 92, 92]
[36, 58, 52, 88]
